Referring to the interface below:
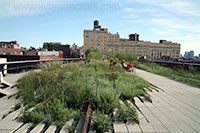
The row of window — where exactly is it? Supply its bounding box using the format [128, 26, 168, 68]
[85, 32, 102, 35]
[85, 47, 101, 49]
[86, 39, 104, 42]
[85, 43, 101, 45]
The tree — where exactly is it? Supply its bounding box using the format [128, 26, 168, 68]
[72, 52, 80, 58]
[85, 49, 91, 59]
[88, 49, 102, 60]
[43, 42, 61, 51]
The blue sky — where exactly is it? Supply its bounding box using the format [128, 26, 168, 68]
[0, 0, 200, 55]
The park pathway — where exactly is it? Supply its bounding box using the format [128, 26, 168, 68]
[132, 68, 200, 133]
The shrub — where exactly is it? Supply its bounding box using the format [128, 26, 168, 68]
[14, 103, 21, 110]
[87, 49, 102, 60]
[91, 112, 113, 132]
[107, 53, 136, 62]
[17, 60, 151, 128]
[116, 102, 139, 124]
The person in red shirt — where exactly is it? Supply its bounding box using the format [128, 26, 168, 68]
[126, 61, 134, 72]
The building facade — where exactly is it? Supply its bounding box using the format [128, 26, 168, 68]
[184, 51, 194, 59]
[84, 20, 181, 59]
[58, 44, 70, 58]
[0, 41, 22, 55]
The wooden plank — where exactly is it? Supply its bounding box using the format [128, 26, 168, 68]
[60, 120, 73, 133]
[125, 101, 142, 133]
[134, 98, 169, 133]
[44, 125, 57, 133]
[30, 123, 45, 133]
[113, 110, 128, 133]
[15, 123, 32, 133]
[150, 91, 200, 132]
[149, 91, 197, 133]
[0, 109, 23, 132]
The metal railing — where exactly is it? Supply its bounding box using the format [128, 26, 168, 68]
[0, 58, 85, 75]
[149, 60, 200, 66]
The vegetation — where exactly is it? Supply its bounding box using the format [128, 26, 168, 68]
[91, 112, 113, 133]
[116, 102, 139, 124]
[43, 42, 61, 51]
[15, 50, 152, 132]
[134, 62, 200, 88]
[107, 53, 137, 62]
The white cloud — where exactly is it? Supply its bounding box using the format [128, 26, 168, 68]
[151, 28, 179, 35]
[181, 41, 200, 55]
[126, 19, 142, 23]
[167, 34, 200, 41]
[151, 18, 200, 33]
[124, 7, 156, 13]
[126, 0, 200, 17]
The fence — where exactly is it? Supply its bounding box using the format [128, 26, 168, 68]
[0, 58, 85, 75]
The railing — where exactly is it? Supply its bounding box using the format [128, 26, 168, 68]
[171, 74, 200, 83]
[149, 60, 200, 66]
[0, 58, 85, 75]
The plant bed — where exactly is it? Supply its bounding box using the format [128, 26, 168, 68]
[14, 59, 152, 132]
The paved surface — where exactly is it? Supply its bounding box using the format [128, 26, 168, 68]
[0, 72, 28, 133]
[132, 69, 200, 133]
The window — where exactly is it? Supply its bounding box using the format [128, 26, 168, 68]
[91, 43, 93, 45]
[91, 39, 93, 42]
[86, 43, 88, 45]
[96, 43, 100, 45]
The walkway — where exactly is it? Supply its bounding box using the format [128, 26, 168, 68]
[132, 69, 200, 133]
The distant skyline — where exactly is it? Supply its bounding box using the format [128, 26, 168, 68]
[0, 0, 200, 55]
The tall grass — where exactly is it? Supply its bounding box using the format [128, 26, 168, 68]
[17, 61, 151, 132]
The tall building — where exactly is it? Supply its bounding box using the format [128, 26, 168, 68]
[58, 44, 70, 58]
[0, 41, 22, 55]
[84, 20, 181, 59]
[184, 51, 194, 59]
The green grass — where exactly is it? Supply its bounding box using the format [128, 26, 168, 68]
[16, 60, 152, 132]
[134, 62, 200, 88]
[116, 102, 139, 124]
[91, 112, 113, 132]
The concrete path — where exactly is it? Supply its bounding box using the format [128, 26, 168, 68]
[134, 69, 200, 133]
[0, 72, 28, 133]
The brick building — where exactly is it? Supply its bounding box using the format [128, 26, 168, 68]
[84, 20, 181, 59]
[0, 41, 22, 55]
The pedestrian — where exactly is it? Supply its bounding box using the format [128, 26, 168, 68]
[126, 61, 134, 72]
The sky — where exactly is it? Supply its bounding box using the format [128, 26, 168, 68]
[0, 0, 200, 56]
